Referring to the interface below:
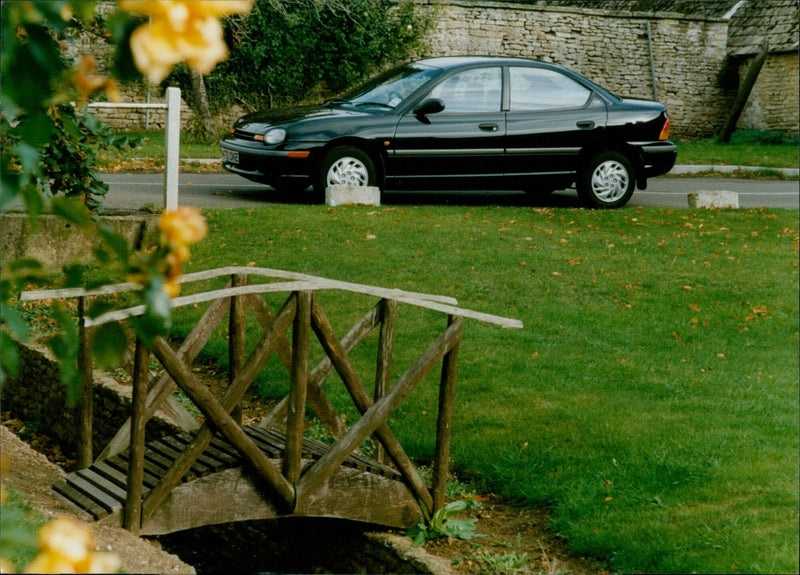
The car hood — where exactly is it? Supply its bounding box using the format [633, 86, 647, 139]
[233, 105, 374, 133]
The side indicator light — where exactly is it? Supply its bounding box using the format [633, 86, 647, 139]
[253, 134, 264, 142]
[288, 151, 311, 158]
[659, 117, 670, 140]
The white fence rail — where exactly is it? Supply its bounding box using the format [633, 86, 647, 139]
[88, 86, 181, 209]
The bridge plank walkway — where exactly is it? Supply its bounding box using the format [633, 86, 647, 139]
[54, 425, 408, 534]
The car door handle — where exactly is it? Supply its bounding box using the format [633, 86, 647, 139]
[576, 120, 595, 129]
[479, 123, 499, 132]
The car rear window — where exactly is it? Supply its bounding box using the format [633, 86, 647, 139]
[510, 67, 591, 111]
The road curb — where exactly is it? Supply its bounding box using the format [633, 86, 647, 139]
[669, 164, 799, 177]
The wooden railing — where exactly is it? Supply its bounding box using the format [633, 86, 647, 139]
[20, 267, 522, 533]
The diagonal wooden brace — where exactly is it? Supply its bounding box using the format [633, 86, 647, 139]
[142, 296, 298, 520]
[97, 294, 231, 461]
[258, 301, 383, 438]
[299, 300, 463, 513]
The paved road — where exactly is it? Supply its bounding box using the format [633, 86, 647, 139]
[98, 172, 798, 211]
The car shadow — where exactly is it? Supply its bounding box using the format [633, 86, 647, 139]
[382, 189, 582, 208]
[225, 186, 584, 208]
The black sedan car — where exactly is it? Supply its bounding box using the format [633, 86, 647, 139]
[220, 56, 676, 208]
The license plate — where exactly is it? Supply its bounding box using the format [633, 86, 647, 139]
[222, 148, 239, 164]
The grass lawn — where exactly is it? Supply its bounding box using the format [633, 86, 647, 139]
[159, 204, 799, 574]
[676, 133, 798, 169]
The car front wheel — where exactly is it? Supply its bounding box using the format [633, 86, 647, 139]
[315, 146, 377, 194]
[577, 151, 635, 208]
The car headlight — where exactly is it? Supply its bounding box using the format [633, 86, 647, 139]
[264, 128, 286, 145]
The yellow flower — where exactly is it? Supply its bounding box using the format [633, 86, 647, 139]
[36, 518, 93, 565]
[158, 206, 208, 247]
[20, 517, 121, 574]
[163, 279, 182, 299]
[120, 1, 253, 83]
[84, 552, 121, 574]
[72, 56, 120, 105]
[23, 550, 78, 574]
[156, 206, 206, 298]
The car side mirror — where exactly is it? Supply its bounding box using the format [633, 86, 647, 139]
[413, 98, 444, 123]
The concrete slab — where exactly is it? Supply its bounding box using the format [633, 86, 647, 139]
[687, 190, 739, 209]
[325, 185, 380, 207]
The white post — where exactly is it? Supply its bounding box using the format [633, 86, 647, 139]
[164, 87, 181, 210]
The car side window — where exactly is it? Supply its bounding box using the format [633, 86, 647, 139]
[428, 68, 502, 113]
[510, 67, 591, 111]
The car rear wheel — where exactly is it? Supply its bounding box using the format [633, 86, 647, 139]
[315, 146, 377, 194]
[577, 151, 635, 208]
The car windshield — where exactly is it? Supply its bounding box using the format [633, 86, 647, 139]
[336, 64, 441, 110]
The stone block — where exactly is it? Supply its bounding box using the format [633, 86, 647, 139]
[687, 190, 739, 209]
[325, 185, 381, 207]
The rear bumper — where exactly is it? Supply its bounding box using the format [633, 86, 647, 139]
[639, 141, 678, 178]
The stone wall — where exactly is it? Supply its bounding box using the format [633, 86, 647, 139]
[415, 0, 733, 139]
[737, 51, 799, 133]
[1, 343, 180, 461]
[72, 1, 794, 140]
[1, 213, 158, 268]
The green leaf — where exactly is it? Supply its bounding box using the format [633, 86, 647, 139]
[48, 304, 80, 408]
[6, 257, 44, 275]
[15, 110, 54, 148]
[1, 332, 21, 379]
[87, 299, 117, 319]
[63, 264, 86, 288]
[1, 305, 30, 341]
[12, 141, 41, 174]
[20, 182, 45, 226]
[97, 225, 131, 263]
[133, 279, 172, 345]
[51, 195, 93, 226]
[92, 322, 128, 369]
[106, 11, 141, 82]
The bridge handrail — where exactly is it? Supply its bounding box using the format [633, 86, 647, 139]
[19, 266, 523, 329]
[21, 266, 522, 532]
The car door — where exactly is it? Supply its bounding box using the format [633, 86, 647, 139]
[504, 66, 607, 178]
[388, 67, 505, 183]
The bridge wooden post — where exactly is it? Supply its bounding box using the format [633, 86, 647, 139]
[77, 296, 94, 469]
[432, 314, 461, 512]
[229, 274, 247, 425]
[124, 337, 150, 534]
[374, 298, 397, 464]
[285, 291, 311, 484]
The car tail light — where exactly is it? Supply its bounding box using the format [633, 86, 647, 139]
[659, 117, 670, 140]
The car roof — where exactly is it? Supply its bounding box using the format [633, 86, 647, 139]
[414, 56, 551, 70]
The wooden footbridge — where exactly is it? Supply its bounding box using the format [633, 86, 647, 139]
[20, 267, 521, 536]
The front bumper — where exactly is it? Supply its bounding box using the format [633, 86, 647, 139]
[219, 138, 315, 183]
